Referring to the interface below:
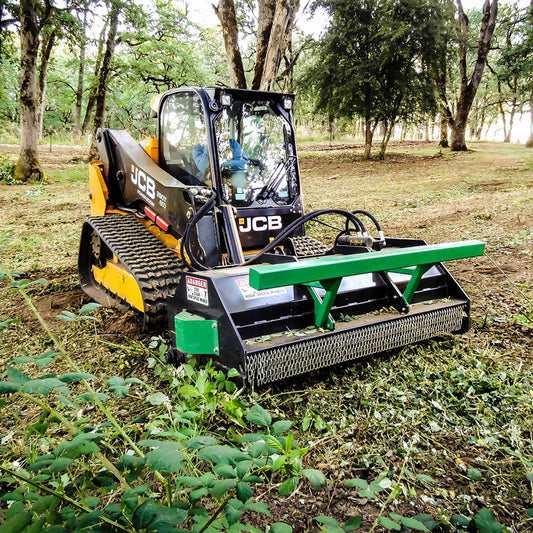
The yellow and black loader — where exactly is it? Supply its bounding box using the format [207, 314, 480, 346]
[79, 87, 485, 386]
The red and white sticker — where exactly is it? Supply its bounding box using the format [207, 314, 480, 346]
[236, 278, 287, 300]
[186, 276, 209, 306]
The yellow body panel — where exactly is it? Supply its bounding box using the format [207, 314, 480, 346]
[89, 161, 109, 216]
[138, 218, 182, 258]
[140, 138, 159, 164]
[92, 261, 144, 312]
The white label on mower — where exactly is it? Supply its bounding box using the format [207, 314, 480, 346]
[186, 276, 209, 306]
[236, 278, 287, 300]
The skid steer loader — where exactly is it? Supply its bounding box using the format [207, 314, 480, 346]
[79, 87, 484, 386]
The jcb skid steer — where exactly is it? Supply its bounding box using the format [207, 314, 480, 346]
[79, 87, 485, 386]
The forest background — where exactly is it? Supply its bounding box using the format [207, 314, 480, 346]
[0, 0, 532, 180]
[1, 1, 533, 532]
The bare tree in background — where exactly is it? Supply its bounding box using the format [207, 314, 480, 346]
[214, 0, 299, 90]
[15, 0, 46, 181]
[88, 0, 120, 160]
[214, 0, 246, 87]
[37, 27, 56, 137]
[443, 0, 498, 151]
[13, 0, 76, 180]
[526, 0, 533, 147]
[73, 8, 88, 138]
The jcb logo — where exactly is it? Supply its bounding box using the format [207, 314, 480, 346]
[131, 165, 155, 200]
[238, 215, 282, 233]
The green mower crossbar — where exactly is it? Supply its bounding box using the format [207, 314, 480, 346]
[249, 240, 485, 329]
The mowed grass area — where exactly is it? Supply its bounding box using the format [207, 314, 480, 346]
[0, 141, 532, 531]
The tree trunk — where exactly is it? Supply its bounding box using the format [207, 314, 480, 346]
[37, 29, 55, 138]
[14, 0, 42, 182]
[379, 119, 395, 159]
[469, 121, 476, 140]
[439, 116, 450, 148]
[74, 10, 88, 138]
[526, 93, 533, 147]
[252, 0, 276, 90]
[505, 97, 517, 142]
[363, 119, 375, 159]
[328, 114, 334, 145]
[476, 107, 486, 140]
[88, 2, 120, 160]
[451, 119, 467, 151]
[451, 0, 498, 151]
[498, 101, 508, 142]
[82, 21, 106, 137]
[215, 0, 247, 88]
[259, 0, 299, 91]
[436, 50, 451, 149]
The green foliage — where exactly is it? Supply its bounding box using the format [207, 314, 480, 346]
[474, 509, 504, 533]
[56, 302, 101, 322]
[299, 0, 449, 157]
[0, 305, 327, 533]
[467, 467, 482, 481]
[378, 516, 402, 531]
[246, 404, 272, 427]
[0, 160, 16, 184]
[270, 524, 293, 533]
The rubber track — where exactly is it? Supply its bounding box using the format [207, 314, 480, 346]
[86, 215, 183, 327]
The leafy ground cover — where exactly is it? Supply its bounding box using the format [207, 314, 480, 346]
[0, 141, 532, 532]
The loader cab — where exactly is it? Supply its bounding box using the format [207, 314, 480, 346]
[157, 87, 303, 250]
[213, 94, 299, 208]
[157, 88, 300, 209]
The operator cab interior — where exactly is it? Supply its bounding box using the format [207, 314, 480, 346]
[159, 92, 212, 186]
[158, 89, 299, 207]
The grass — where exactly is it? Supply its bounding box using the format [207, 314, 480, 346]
[0, 141, 532, 531]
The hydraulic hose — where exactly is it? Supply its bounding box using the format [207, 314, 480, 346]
[180, 194, 217, 271]
[350, 210, 382, 233]
[244, 208, 367, 266]
[183, 204, 370, 271]
[344, 209, 382, 234]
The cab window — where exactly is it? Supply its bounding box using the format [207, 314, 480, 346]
[160, 92, 211, 186]
[214, 100, 298, 207]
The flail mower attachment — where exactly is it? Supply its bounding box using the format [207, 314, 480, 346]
[169, 238, 484, 386]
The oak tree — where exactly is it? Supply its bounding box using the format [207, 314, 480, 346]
[443, 0, 498, 151]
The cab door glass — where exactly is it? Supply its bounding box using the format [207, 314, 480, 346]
[160, 93, 211, 186]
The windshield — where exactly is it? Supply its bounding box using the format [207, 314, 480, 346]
[214, 100, 298, 207]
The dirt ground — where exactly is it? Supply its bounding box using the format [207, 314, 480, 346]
[0, 140, 532, 531]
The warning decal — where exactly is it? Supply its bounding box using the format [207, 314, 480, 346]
[236, 278, 287, 300]
[186, 276, 209, 306]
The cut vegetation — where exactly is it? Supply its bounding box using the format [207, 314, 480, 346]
[0, 141, 532, 532]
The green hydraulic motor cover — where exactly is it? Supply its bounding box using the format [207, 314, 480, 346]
[175, 310, 219, 355]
